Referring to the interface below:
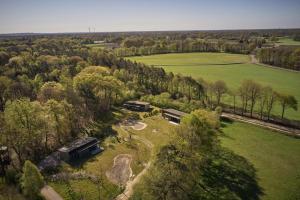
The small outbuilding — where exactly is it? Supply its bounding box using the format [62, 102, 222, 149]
[162, 108, 187, 124]
[58, 137, 101, 162]
[123, 101, 150, 111]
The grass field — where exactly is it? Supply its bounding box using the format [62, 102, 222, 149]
[275, 37, 300, 46]
[221, 121, 300, 200]
[128, 52, 300, 120]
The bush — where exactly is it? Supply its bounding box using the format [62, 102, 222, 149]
[143, 109, 160, 118]
[21, 160, 44, 200]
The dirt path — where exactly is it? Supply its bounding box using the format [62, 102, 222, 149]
[115, 161, 151, 200]
[106, 154, 133, 185]
[221, 112, 300, 137]
[41, 185, 64, 200]
[115, 126, 154, 200]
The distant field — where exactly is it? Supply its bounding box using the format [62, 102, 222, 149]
[275, 37, 300, 46]
[128, 52, 300, 120]
[85, 43, 106, 49]
[221, 121, 300, 200]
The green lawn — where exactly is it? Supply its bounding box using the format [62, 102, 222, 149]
[275, 37, 300, 46]
[221, 121, 300, 200]
[128, 52, 300, 120]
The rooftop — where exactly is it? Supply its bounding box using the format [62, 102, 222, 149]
[125, 100, 150, 106]
[162, 108, 187, 117]
[58, 137, 98, 153]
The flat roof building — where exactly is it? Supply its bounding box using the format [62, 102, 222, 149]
[123, 100, 150, 111]
[162, 108, 187, 124]
[58, 137, 101, 162]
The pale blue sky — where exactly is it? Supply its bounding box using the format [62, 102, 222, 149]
[0, 0, 299, 33]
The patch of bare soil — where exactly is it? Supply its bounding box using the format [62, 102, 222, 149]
[106, 154, 133, 185]
[121, 120, 147, 131]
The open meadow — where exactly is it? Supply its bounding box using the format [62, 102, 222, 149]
[129, 52, 300, 120]
[275, 37, 300, 46]
[221, 120, 300, 200]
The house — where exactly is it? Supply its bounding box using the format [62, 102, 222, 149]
[58, 137, 101, 162]
[161, 108, 187, 124]
[123, 101, 150, 111]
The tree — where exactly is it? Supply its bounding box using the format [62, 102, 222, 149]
[264, 87, 277, 120]
[4, 98, 47, 164]
[213, 80, 228, 105]
[0, 51, 9, 66]
[239, 80, 252, 115]
[277, 94, 298, 119]
[0, 76, 12, 111]
[248, 80, 261, 117]
[21, 160, 44, 200]
[74, 66, 125, 115]
[38, 81, 65, 103]
[45, 99, 73, 146]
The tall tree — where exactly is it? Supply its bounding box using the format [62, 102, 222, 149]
[213, 80, 228, 105]
[4, 98, 47, 164]
[21, 160, 44, 200]
[277, 94, 298, 119]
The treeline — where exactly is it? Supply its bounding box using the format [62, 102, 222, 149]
[113, 38, 260, 57]
[142, 79, 298, 121]
[257, 47, 300, 70]
[132, 109, 262, 200]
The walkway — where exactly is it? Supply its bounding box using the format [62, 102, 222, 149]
[221, 112, 300, 138]
[41, 185, 64, 200]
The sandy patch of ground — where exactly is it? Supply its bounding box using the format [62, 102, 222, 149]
[121, 120, 147, 130]
[106, 154, 133, 185]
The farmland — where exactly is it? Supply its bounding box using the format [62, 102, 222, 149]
[221, 120, 300, 200]
[128, 52, 300, 120]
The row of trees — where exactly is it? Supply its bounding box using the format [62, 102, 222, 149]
[202, 79, 298, 120]
[257, 47, 300, 70]
[114, 39, 256, 57]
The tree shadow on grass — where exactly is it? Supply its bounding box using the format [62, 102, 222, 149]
[200, 147, 264, 200]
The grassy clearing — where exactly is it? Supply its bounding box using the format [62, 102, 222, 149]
[220, 120, 300, 200]
[128, 52, 300, 120]
[85, 43, 105, 49]
[275, 37, 300, 46]
[49, 111, 175, 200]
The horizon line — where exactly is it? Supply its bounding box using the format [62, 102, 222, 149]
[1, 27, 300, 35]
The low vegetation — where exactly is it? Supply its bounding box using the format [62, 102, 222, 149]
[221, 120, 300, 200]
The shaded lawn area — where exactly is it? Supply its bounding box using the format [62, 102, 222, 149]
[128, 52, 300, 120]
[220, 120, 300, 200]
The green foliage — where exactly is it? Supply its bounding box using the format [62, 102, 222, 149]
[4, 98, 47, 163]
[21, 160, 44, 200]
[130, 52, 300, 120]
[132, 110, 261, 200]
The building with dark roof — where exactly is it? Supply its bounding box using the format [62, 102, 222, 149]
[123, 100, 150, 111]
[58, 137, 101, 162]
[161, 108, 187, 124]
